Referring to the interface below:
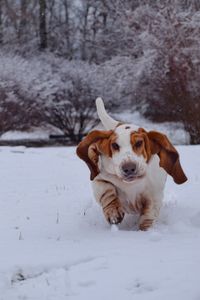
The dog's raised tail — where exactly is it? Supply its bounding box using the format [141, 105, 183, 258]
[96, 97, 119, 130]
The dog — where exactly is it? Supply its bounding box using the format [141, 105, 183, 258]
[76, 98, 187, 230]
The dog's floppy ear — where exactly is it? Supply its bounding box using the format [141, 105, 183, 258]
[76, 130, 112, 180]
[147, 131, 187, 184]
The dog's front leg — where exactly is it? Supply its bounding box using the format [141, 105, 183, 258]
[138, 198, 161, 231]
[92, 179, 125, 224]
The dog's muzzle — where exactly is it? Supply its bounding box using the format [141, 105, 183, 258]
[120, 161, 138, 182]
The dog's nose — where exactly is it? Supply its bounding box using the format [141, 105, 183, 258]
[121, 162, 137, 177]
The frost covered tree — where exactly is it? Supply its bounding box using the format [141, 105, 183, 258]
[131, 5, 200, 144]
[0, 0, 3, 44]
[0, 1, 200, 143]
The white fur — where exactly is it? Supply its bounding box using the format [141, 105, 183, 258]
[96, 97, 119, 130]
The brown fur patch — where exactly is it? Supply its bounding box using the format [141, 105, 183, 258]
[138, 198, 154, 231]
[140, 198, 151, 215]
[147, 131, 187, 184]
[96, 132, 118, 157]
[76, 130, 119, 180]
[76, 130, 113, 180]
[130, 130, 151, 162]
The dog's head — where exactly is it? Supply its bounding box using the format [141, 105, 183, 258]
[76, 125, 187, 184]
[76, 98, 187, 184]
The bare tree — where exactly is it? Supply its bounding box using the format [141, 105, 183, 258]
[45, 101, 98, 142]
[0, 86, 42, 135]
[44, 79, 98, 142]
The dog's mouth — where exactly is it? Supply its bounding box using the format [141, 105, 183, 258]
[122, 174, 145, 183]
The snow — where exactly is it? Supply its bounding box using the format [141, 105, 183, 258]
[0, 130, 50, 141]
[0, 126, 63, 141]
[0, 145, 200, 300]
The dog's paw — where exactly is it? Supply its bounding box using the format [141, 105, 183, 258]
[139, 216, 154, 231]
[103, 200, 125, 224]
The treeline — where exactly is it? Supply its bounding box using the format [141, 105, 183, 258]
[0, 1, 200, 143]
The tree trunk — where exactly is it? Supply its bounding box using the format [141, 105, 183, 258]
[63, 0, 72, 58]
[39, 0, 47, 50]
[81, 3, 89, 61]
[90, 6, 98, 62]
[19, 0, 27, 42]
[184, 122, 200, 144]
[181, 96, 200, 144]
[0, 0, 3, 44]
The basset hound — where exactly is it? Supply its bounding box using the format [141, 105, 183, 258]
[76, 98, 187, 230]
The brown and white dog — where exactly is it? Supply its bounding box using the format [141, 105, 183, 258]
[76, 98, 187, 230]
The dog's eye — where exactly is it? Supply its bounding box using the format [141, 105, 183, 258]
[135, 140, 143, 148]
[111, 142, 120, 151]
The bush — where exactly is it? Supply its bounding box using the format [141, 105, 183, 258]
[0, 52, 144, 140]
[128, 6, 200, 144]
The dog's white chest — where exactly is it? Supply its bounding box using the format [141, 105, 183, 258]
[116, 179, 146, 213]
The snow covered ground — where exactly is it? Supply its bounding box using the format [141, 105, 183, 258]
[0, 145, 200, 300]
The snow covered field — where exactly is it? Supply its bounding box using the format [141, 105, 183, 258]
[0, 145, 200, 300]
